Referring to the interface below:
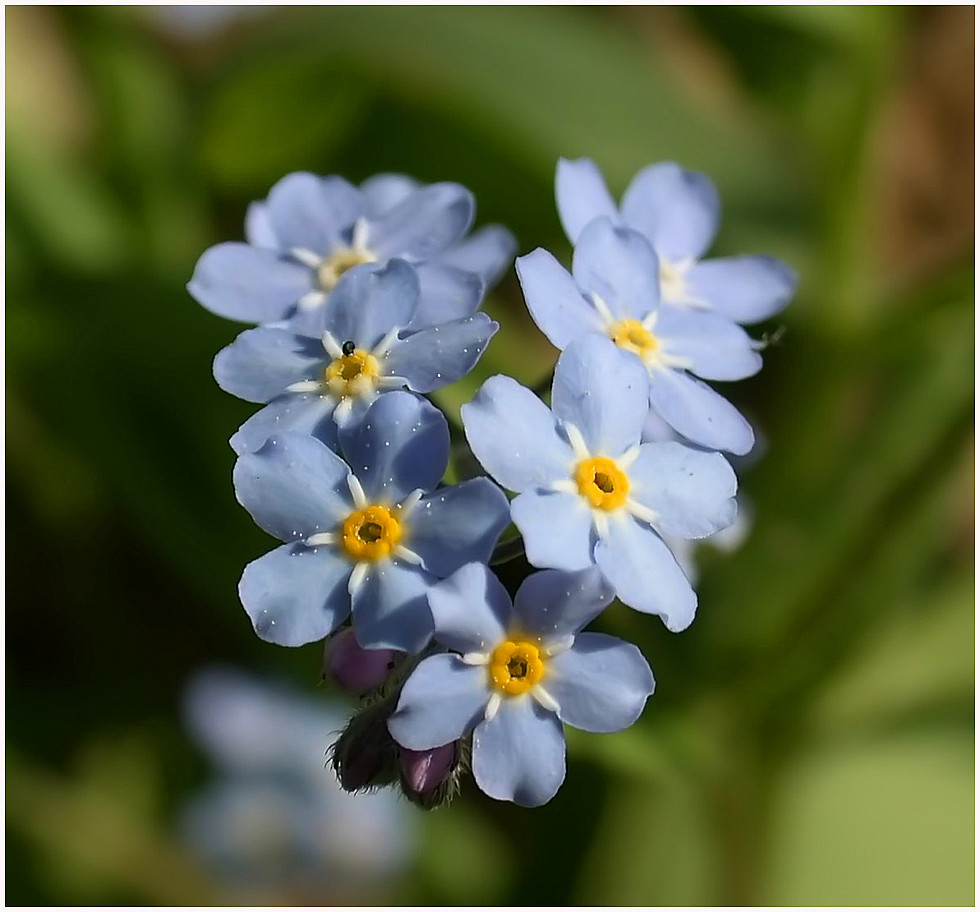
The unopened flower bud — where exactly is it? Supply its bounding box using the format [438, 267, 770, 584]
[398, 741, 464, 810]
[329, 704, 399, 792]
[322, 628, 402, 695]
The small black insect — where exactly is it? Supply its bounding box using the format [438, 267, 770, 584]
[342, 340, 356, 356]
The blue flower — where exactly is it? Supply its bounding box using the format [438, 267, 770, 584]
[387, 563, 655, 807]
[181, 667, 414, 890]
[233, 392, 510, 653]
[640, 410, 753, 584]
[555, 158, 797, 324]
[214, 259, 497, 454]
[188, 171, 516, 330]
[462, 334, 738, 632]
[517, 217, 760, 454]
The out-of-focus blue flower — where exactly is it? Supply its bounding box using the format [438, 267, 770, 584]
[518, 217, 760, 454]
[188, 171, 516, 330]
[234, 392, 510, 653]
[180, 667, 414, 897]
[388, 563, 654, 807]
[462, 334, 737, 631]
[213, 259, 497, 453]
[555, 158, 797, 324]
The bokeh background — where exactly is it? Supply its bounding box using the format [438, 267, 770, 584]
[6, 5, 974, 905]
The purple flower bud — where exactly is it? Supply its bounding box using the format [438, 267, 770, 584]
[399, 743, 458, 798]
[323, 628, 401, 695]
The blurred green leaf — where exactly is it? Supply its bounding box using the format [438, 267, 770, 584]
[764, 731, 974, 905]
[575, 773, 715, 905]
[200, 55, 371, 189]
[6, 132, 131, 272]
[238, 6, 793, 202]
[806, 572, 974, 740]
[704, 272, 974, 662]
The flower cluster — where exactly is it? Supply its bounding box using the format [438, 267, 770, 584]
[191, 160, 794, 808]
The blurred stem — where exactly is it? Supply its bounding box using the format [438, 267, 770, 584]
[490, 536, 525, 566]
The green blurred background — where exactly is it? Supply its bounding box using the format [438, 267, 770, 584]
[6, 5, 974, 905]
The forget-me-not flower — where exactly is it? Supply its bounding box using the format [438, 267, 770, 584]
[214, 259, 497, 454]
[233, 392, 510, 653]
[181, 667, 414, 893]
[517, 217, 760, 454]
[462, 334, 737, 632]
[556, 158, 797, 324]
[388, 563, 654, 806]
[189, 171, 516, 330]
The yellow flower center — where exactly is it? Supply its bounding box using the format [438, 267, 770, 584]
[316, 246, 377, 292]
[489, 640, 545, 696]
[608, 318, 659, 360]
[574, 456, 629, 510]
[324, 349, 380, 398]
[341, 505, 402, 562]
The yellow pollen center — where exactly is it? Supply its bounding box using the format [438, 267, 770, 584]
[608, 318, 659, 359]
[489, 640, 545, 696]
[316, 247, 376, 291]
[324, 350, 380, 398]
[574, 456, 629, 510]
[341, 505, 402, 561]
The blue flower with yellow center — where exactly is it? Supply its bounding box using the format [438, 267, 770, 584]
[213, 259, 497, 453]
[387, 563, 655, 807]
[188, 171, 516, 331]
[232, 392, 510, 653]
[517, 217, 763, 455]
[555, 157, 797, 325]
[462, 334, 739, 632]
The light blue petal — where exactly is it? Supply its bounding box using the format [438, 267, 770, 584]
[265, 172, 362, 253]
[512, 567, 614, 640]
[385, 314, 497, 393]
[511, 490, 596, 572]
[213, 328, 325, 404]
[351, 560, 435, 652]
[516, 248, 604, 349]
[410, 262, 484, 328]
[640, 409, 678, 444]
[239, 542, 351, 646]
[322, 259, 419, 350]
[654, 307, 762, 381]
[472, 697, 565, 807]
[187, 243, 312, 323]
[368, 183, 474, 259]
[687, 255, 797, 324]
[628, 441, 737, 539]
[359, 173, 418, 217]
[594, 516, 696, 631]
[408, 479, 510, 577]
[427, 562, 512, 655]
[244, 201, 277, 248]
[647, 368, 755, 456]
[233, 433, 353, 541]
[572, 218, 660, 320]
[621, 162, 720, 261]
[547, 633, 654, 732]
[555, 157, 620, 244]
[387, 654, 487, 750]
[439, 224, 517, 287]
[551, 335, 648, 456]
[339, 391, 449, 505]
[461, 376, 573, 493]
[230, 395, 338, 455]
